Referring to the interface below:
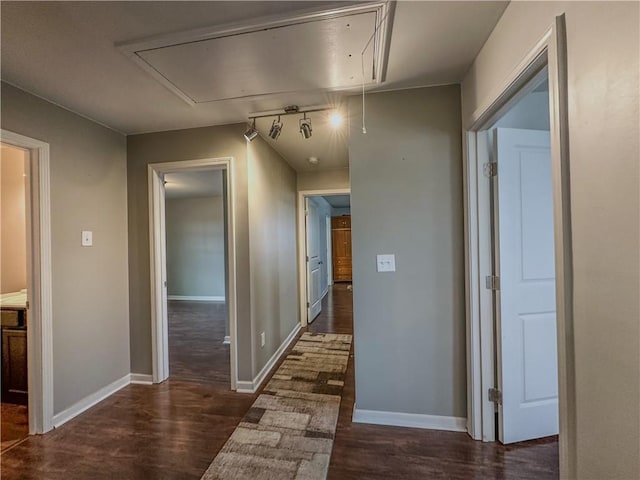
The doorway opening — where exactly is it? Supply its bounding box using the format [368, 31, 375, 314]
[1, 143, 30, 451]
[483, 73, 558, 444]
[297, 189, 351, 327]
[0, 131, 54, 441]
[163, 169, 230, 384]
[148, 158, 238, 390]
[464, 16, 574, 476]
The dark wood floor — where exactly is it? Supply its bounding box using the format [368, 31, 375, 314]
[0, 403, 28, 453]
[311, 284, 559, 480]
[0, 285, 558, 479]
[168, 300, 230, 385]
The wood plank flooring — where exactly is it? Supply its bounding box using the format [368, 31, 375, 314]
[0, 286, 558, 479]
[0, 403, 28, 453]
[311, 284, 558, 480]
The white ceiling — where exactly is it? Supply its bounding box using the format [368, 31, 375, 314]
[165, 170, 223, 199]
[323, 195, 351, 208]
[0, 1, 508, 172]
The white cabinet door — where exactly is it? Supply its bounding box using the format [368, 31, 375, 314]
[495, 128, 558, 444]
[306, 198, 322, 322]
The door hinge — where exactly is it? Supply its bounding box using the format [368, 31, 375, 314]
[483, 162, 498, 177]
[489, 387, 502, 405]
[306, 256, 309, 262]
[485, 275, 500, 290]
[26, 300, 30, 310]
[306, 302, 310, 308]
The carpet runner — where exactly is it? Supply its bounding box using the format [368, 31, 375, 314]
[201, 332, 352, 480]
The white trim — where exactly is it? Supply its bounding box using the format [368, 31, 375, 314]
[52, 374, 130, 428]
[353, 408, 467, 432]
[223, 336, 231, 345]
[148, 158, 239, 391]
[129, 373, 154, 385]
[463, 14, 574, 477]
[236, 324, 301, 394]
[325, 215, 333, 286]
[0, 130, 54, 435]
[297, 188, 350, 327]
[167, 295, 225, 302]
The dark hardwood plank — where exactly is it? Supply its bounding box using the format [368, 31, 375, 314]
[0, 287, 558, 479]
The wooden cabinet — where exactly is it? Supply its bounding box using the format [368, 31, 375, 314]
[331, 216, 351, 229]
[2, 328, 28, 405]
[332, 216, 352, 282]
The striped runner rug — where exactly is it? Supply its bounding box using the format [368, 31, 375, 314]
[201, 332, 352, 480]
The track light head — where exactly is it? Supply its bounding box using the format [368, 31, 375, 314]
[299, 114, 312, 139]
[269, 116, 283, 140]
[244, 119, 258, 142]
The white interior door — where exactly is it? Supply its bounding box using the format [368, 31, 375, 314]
[305, 198, 322, 321]
[494, 128, 558, 444]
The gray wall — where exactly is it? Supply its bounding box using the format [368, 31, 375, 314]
[247, 136, 299, 376]
[1, 82, 130, 414]
[166, 195, 225, 298]
[348, 85, 466, 418]
[462, 2, 639, 477]
[297, 168, 350, 191]
[127, 127, 298, 383]
[126, 124, 253, 379]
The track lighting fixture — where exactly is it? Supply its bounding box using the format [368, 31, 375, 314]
[299, 113, 312, 139]
[269, 116, 283, 140]
[244, 105, 341, 141]
[243, 119, 258, 142]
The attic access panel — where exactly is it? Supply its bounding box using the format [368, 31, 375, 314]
[119, 4, 390, 105]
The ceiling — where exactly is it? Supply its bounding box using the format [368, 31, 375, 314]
[323, 195, 351, 208]
[164, 170, 223, 199]
[0, 1, 508, 171]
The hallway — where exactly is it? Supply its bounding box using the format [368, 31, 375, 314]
[0, 284, 558, 479]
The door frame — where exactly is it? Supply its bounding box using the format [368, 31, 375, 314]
[325, 215, 333, 288]
[1, 129, 54, 434]
[297, 188, 350, 327]
[463, 14, 575, 477]
[148, 157, 239, 390]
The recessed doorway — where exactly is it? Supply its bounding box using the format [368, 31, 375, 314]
[0, 131, 54, 441]
[163, 169, 230, 384]
[298, 189, 351, 326]
[148, 158, 239, 390]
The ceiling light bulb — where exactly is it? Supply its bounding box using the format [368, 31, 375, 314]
[330, 112, 343, 127]
[308, 156, 319, 164]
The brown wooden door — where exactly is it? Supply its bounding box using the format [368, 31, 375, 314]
[332, 217, 352, 282]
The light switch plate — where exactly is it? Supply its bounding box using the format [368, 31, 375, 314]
[376, 254, 396, 272]
[81, 230, 93, 247]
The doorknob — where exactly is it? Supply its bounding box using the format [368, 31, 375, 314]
[319, 261, 323, 264]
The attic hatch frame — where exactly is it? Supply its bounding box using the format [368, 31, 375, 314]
[116, 1, 394, 106]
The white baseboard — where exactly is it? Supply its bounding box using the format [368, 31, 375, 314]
[321, 288, 329, 299]
[236, 323, 302, 394]
[52, 374, 130, 428]
[352, 407, 467, 432]
[167, 295, 225, 302]
[223, 335, 231, 345]
[129, 373, 153, 385]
